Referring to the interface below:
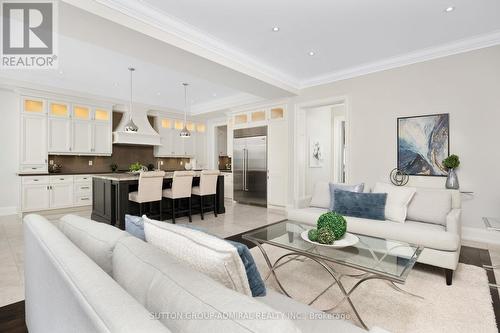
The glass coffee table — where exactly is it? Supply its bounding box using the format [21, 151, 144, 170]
[243, 220, 423, 329]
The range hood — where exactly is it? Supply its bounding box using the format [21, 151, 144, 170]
[113, 108, 161, 146]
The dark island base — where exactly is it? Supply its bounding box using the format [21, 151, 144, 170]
[91, 175, 225, 229]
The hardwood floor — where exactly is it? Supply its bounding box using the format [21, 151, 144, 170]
[0, 301, 27, 333]
[1, 246, 498, 332]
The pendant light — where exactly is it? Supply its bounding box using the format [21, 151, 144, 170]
[124, 67, 139, 132]
[180, 83, 191, 138]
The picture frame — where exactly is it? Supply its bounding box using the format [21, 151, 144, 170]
[397, 113, 449, 176]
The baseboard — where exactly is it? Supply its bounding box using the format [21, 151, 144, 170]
[0, 206, 18, 216]
[462, 226, 500, 246]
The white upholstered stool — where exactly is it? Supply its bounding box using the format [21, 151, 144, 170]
[128, 171, 165, 219]
[191, 170, 220, 220]
[162, 171, 195, 223]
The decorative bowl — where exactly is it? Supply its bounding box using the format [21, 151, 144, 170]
[300, 230, 359, 248]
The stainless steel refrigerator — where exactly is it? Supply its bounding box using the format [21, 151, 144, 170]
[233, 127, 267, 206]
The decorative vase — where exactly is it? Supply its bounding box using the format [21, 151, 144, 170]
[445, 168, 459, 189]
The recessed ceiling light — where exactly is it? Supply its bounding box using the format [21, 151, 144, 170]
[272, 26, 280, 32]
[156, 92, 161, 96]
[212, 93, 217, 97]
[444, 6, 455, 12]
[58, 70, 64, 75]
[308, 51, 315, 56]
[113, 82, 119, 87]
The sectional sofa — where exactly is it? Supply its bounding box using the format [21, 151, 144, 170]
[24, 213, 385, 333]
[287, 182, 461, 285]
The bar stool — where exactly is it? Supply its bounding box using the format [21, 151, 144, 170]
[191, 170, 220, 220]
[162, 171, 195, 224]
[128, 171, 165, 219]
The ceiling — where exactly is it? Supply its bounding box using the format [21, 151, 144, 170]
[108, 0, 500, 86]
[2, 1, 499, 115]
[0, 2, 284, 115]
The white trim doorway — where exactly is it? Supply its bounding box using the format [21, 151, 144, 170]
[293, 96, 351, 207]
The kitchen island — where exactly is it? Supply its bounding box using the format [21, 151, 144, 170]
[91, 172, 225, 229]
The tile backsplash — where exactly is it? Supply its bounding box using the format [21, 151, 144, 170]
[218, 156, 231, 170]
[49, 144, 190, 173]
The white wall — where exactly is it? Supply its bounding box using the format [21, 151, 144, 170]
[292, 45, 500, 230]
[0, 89, 20, 215]
[305, 106, 332, 195]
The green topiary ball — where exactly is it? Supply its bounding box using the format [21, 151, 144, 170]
[308, 228, 319, 242]
[317, 228, 335, 245]
[317, 212, 347, 240]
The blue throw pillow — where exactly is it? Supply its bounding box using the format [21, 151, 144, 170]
[125, 215, 146, 241]
[329, 183, 365, 211]
[333, 189, 387, 220]
[178, 225, 266, 297]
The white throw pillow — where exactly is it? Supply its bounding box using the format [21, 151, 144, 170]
[143, 217, 252, 296]
[309, 182, 331, 209]
[373, 182, 416, 223]
[406, 188, 452, 225]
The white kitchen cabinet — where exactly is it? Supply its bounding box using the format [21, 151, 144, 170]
[93, 122, 112, 155]
[267, 119, 288, 207]
[49, 183, 74, 209]
[73, 120, 92, 153]
[223, 172, 233, 199]
[183, 133, 195, 156]
[195, 132, 206, 167]
[22, 184, 50, 211]
[20, 175, 94, 212]
[48, 117, 72, 153]
[20, 114, 47, 171]
[227, 118, 233, 157]
[217, 127, 227, 156]
[22, 97, 45, 115]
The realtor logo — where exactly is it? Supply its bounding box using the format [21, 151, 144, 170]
[1, 0, 58, 68]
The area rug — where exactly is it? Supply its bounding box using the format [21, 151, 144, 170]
[250, 245, 497, 333]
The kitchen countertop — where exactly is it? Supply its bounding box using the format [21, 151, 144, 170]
[92, 171, 225, 181]
[17, 170, 187, 177]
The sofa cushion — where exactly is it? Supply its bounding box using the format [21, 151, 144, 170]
[407, 188, 452, 226]
[59, 214, 129, 275]
[258, 290, 365, 333]
[373, 182, 416, 223]
[334, 190, 387, 220]
[143, 217, 252, 296]
[287, 207, 328, 225]
[346, 216, 459, 251]
[24, 214, 169, 333]
[328, 182, 365, 211]
[310, 182, 331, 209]
[112, 236, 301, 333]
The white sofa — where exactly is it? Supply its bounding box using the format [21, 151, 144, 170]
[24, 213, 376, 333]
[287, 182, 461, 285]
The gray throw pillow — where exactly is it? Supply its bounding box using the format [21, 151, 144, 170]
[125, 215, 145, 241]
[333, 189, 387, 220]
[329, 182, 365, 211]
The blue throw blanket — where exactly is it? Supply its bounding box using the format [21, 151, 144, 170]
[227, 240, 267, 297]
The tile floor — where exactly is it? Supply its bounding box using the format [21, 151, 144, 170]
[0, 199, 286, 307]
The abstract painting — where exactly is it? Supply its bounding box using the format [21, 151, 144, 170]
[397, 114, 449, 176]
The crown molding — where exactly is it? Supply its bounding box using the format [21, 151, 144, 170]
[301, 30, 500, 89]
[62, 0, 300, 94]
[49, 2, 500, 95]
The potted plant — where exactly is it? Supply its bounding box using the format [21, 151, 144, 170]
[443, 154, 460, 189]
